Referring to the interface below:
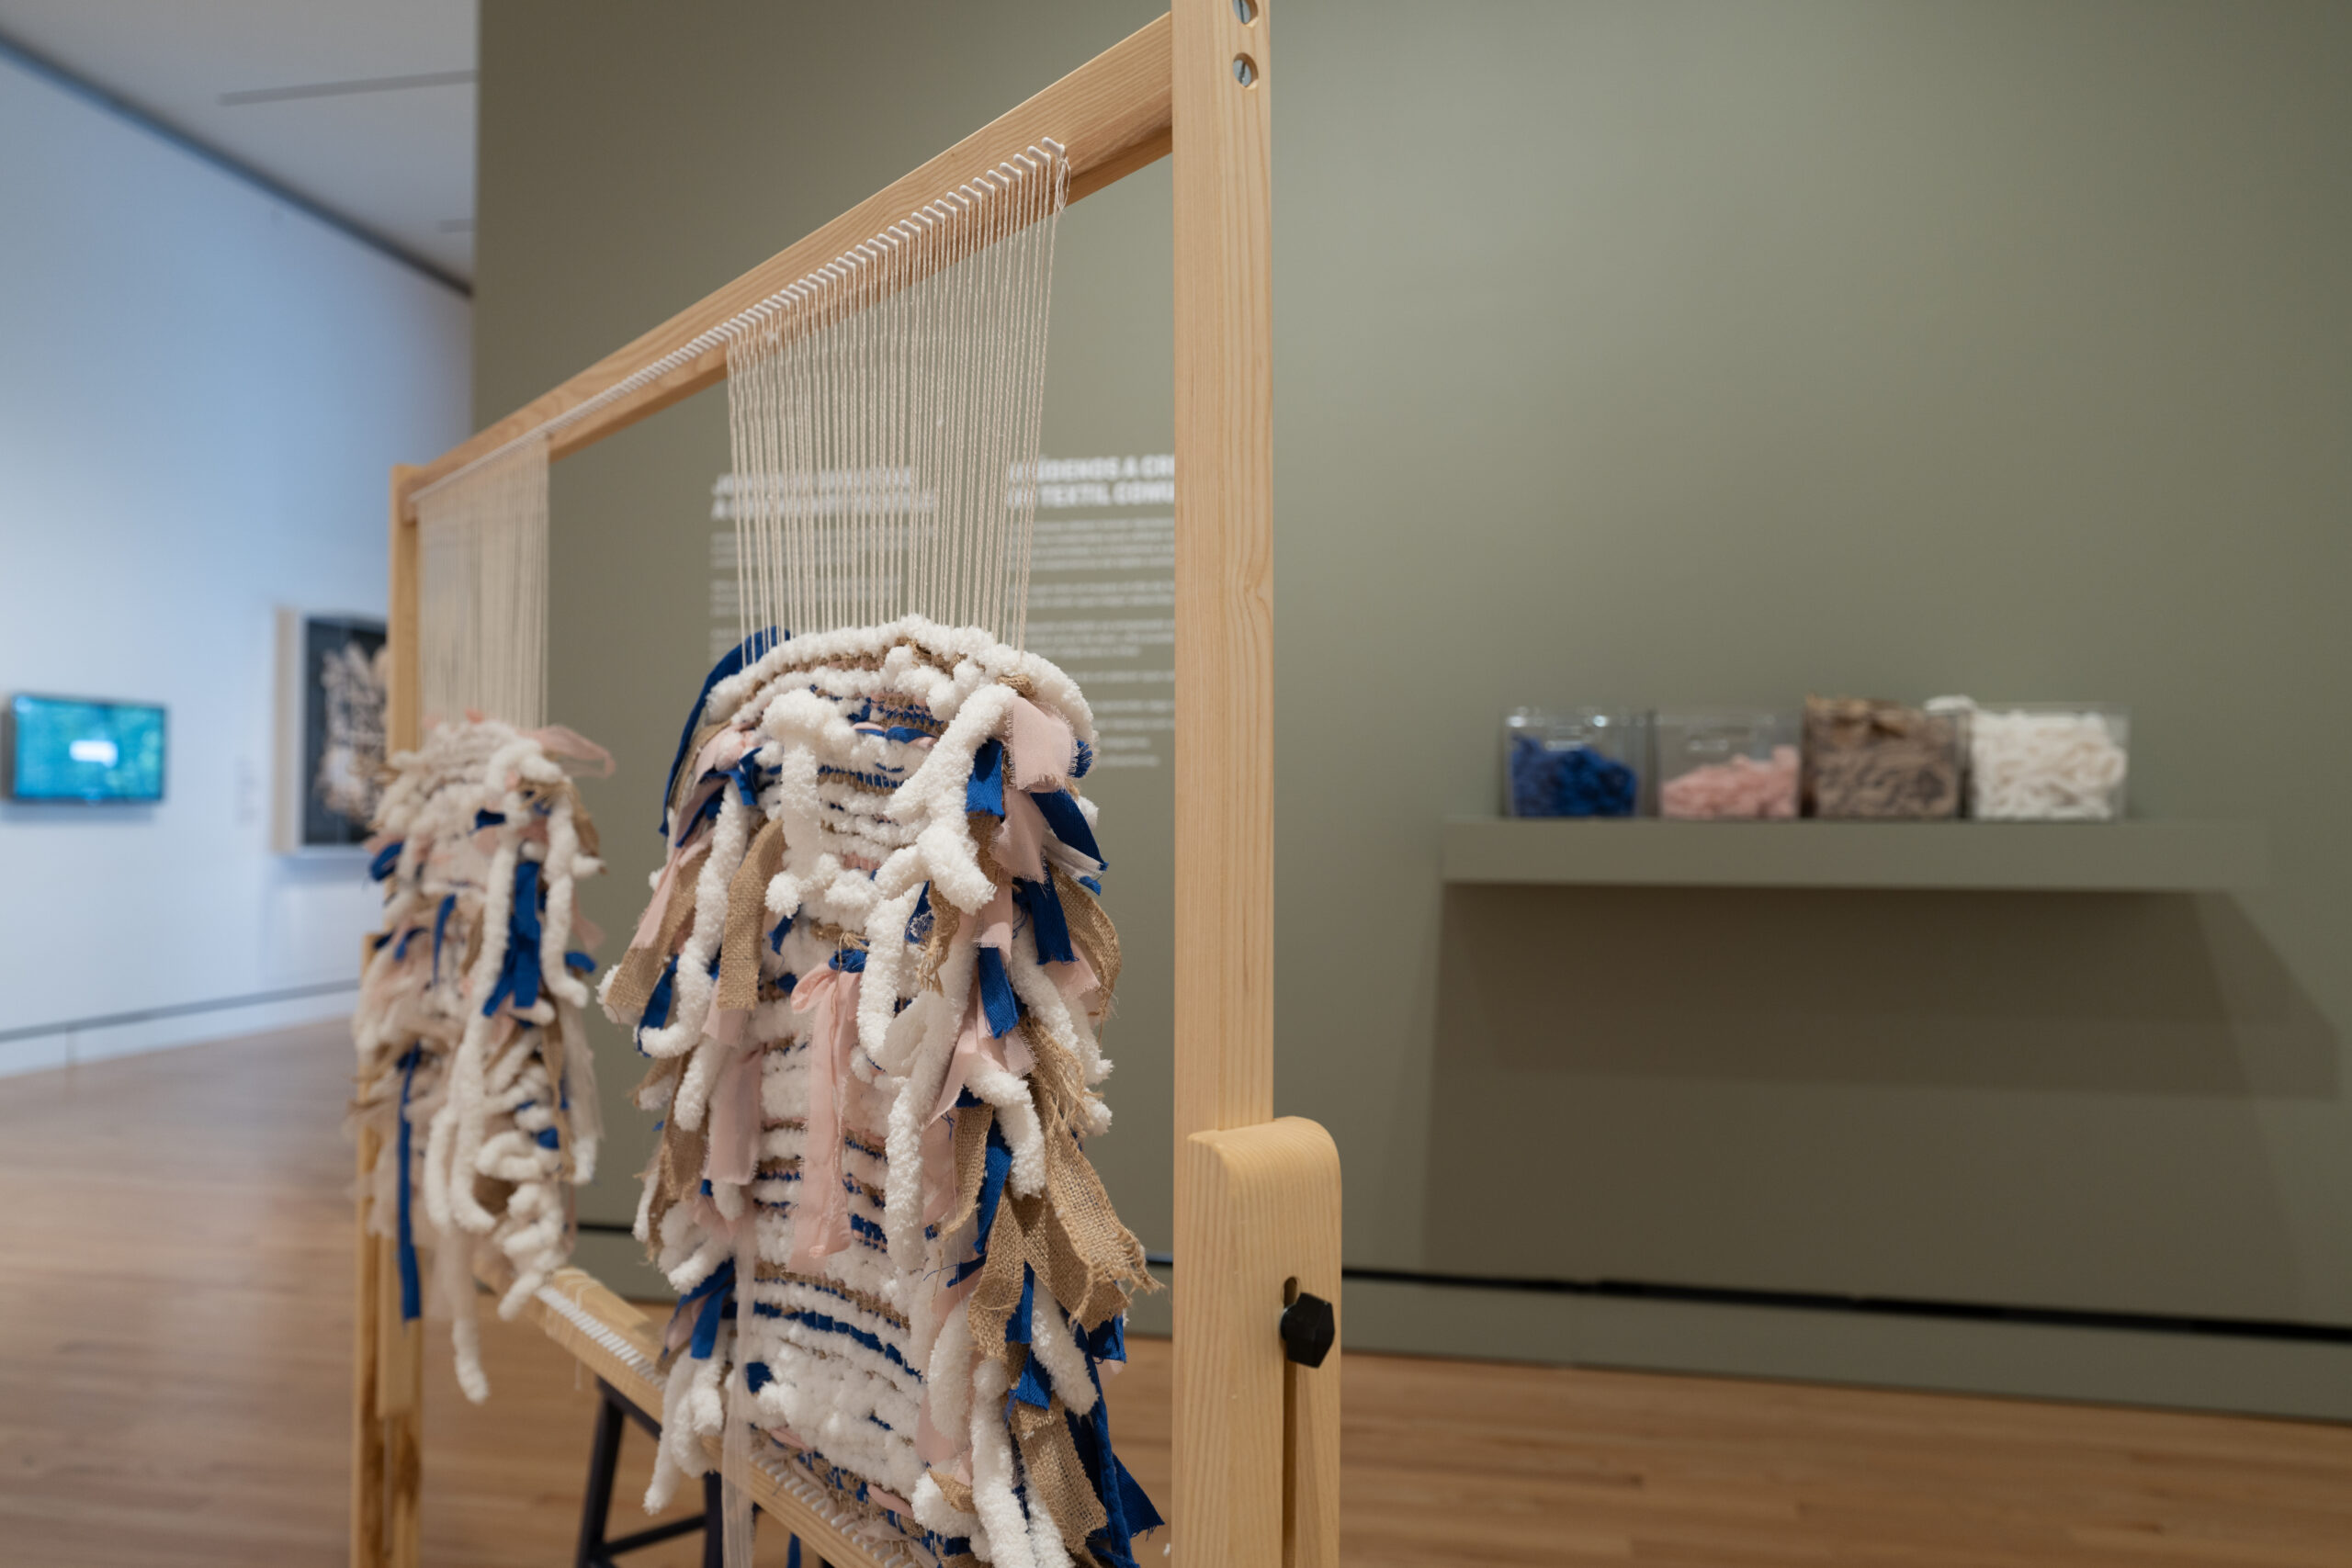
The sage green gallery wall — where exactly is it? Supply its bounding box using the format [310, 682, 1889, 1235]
[474, 0, 2352, 1416]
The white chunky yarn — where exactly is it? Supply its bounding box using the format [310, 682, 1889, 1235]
[1930, 697, 2129, 820]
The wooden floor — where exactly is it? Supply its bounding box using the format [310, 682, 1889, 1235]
[2, 1025, 2348, 1565]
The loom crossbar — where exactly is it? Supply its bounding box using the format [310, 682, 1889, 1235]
[401, 17, 1174, 513]
[363, 7, 1339, 1566]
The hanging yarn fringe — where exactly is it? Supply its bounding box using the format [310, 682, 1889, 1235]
[351, 716, 609, 1402]
[602, 620, 1158, 1568]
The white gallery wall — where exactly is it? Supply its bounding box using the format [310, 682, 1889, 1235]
[0, 49, 469, 1074]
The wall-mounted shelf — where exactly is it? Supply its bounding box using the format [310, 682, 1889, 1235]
[1442, 818, 2268, 892]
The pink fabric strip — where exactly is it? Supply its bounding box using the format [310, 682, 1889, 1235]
[1053, 949, 1100, 1008]
[786, 968, 862, 1271]
[913, 1390, 960, 1465]
[521, 724, 616, 777]
[1005, 696, 1076, 792]
[992, 791, 1049, 884]
[628, 845, 690, 949]
[921, 1112, 957, 1224]
[688, 725, 757, 790]
[974, 878, 1017, 953]
[704, 1048, 765, 1186]
[928, 983, 1013, 1122]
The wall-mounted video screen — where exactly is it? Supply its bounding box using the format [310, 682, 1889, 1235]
[6, 694, 167, 803]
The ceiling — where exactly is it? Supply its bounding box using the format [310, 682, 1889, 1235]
[0, 0, 477, 288]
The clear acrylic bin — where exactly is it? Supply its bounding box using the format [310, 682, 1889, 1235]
[1503, 708, 1647, 818]
[1803, 696, 1963, 819]
[1656, 710, 1799, 819]
[1931, 698, 2130, 820]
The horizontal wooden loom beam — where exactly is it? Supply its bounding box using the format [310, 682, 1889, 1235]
[516, 1265, 918, 1567]
[401, 14, 1174, 513]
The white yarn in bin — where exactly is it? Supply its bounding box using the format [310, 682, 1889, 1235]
[1929, 697, 2129, 821]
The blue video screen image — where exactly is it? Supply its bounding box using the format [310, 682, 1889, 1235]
[8, 694, 167, 802]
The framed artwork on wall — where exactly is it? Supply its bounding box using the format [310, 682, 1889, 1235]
[274, 609, 387, 852]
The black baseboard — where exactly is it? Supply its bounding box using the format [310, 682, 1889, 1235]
[572, 1228, 2352, 1347]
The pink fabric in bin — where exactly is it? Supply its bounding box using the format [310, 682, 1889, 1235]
[1661, 744, 1799, 819]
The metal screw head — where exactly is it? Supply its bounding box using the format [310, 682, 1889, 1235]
[1279, 1291, 1336, 1368]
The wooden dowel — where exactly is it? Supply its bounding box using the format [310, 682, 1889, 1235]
[379, 1224, 423, 1568]
[399, 16, 1173, 513]
[349, 1125, 387, 1568]
[386, 466, 423, 754]
[1170, 3, 1344, 1565]
[1171, 0, 1274, 1146]
[358, 464, 424, 1568]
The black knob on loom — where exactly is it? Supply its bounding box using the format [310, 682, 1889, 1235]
[1279, 1291, 1336, 1369]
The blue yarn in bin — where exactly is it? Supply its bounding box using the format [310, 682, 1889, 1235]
[1510, 735, 1638, 817]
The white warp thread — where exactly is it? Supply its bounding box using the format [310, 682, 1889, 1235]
[416, 434, 551, 730]
[722, 144, 1068, 649]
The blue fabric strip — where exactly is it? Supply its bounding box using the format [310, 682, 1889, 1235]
[831, 947, 867, 974]
[1010, 1264, 1036, 1346]
[729, 753, 767, 807]
[639, 955, 680, 1042]
[535, 1126, 560, 1150]
[1029, 787, 1102, 866]
[431, 893, 456, 983]
[682, 1259, 735, 1361]
[1065, 1308, 1162, 1566]
[474, 809, 505, 829]
[966, 739, 1005, 818]
[951, 1121, 1014, 1285]
[1009, 1267, 1053, 1407]
[1084, 1314, 1127, 1365]
[1011, 876, 1076, 964]
[368, 841, 402, 882]
[976, 947, 1021, 1037]
[660, 629, 783, 838]
[396, 1046, 423, 1322]
[745, 1360, 772, 1393]
[479, 858, 544, 1017]
[564, 951, 595, 974]
[778, 1307, 912, 1371]
[768, 911, 795, 954]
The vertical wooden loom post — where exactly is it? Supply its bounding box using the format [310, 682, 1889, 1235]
[1171, 2, 1342, 1564]
[353, 465, 427, 1568]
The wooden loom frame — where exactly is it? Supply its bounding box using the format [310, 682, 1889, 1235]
[352, 6, 1340, 1566]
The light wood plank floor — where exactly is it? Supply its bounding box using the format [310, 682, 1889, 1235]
[2, 1022, 2347, 1565]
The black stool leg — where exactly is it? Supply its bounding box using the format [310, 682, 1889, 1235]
[702, 1471, 726, 1568]
[573, 1382, 627, 1568]
[697, 1469, 791, 1568]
